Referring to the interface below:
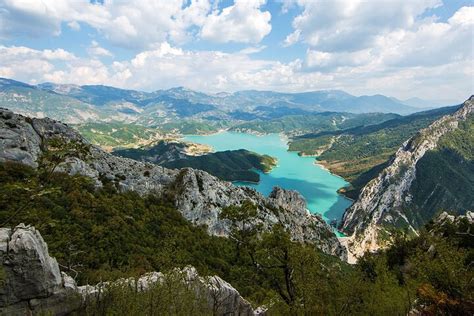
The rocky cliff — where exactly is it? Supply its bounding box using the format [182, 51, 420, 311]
[0, 224, 260, 315]
[0, 108, 345, 259]
[340, 96, 473, 262]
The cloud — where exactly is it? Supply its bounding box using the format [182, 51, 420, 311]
[284, 0, 441, 52]
[378, 11, 473, 68]
[87, 41, 113, 58]
[0, 0, 63, 38]
[0, 0, 271, 47]
[303, 6, 473, 72]
[238, 46, 266, 54]
[121, 42, 277, 91]
[0, 6, 472, 102]
[67, 21, 81, 31]
[305, 49, 372, 71]
[201, 0, 272, 43]
[0, 0, 209, 46]
[283, 29, 300, 47]
[0, 45, 110, 85]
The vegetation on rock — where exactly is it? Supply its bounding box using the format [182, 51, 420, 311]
[1, 158, 472, 315]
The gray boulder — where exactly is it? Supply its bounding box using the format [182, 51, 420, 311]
[0, 224, 80, 315]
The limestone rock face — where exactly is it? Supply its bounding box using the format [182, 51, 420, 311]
[0, 107, 345, 259]
[0, 109, 42, 167]
[0, 224, 80, 315]
[340, 96, 473, 262]
[435, 211, 474, 226]
[184, 266, 257, 316]
[172, 169, 346, 258]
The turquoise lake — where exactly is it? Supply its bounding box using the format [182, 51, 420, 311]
[184, 132, 353, 228]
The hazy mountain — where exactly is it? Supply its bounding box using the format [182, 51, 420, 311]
[0, 79, 102, 123]
[1, 78, 422, 126]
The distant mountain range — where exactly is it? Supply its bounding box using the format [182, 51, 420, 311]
[0, 77, 451, 126]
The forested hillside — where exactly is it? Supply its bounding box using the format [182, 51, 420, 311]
[1, 161, 472, 315]
[76, 122, 164, 149]
[339, 97, 473, 262]
[406, 113, 474, 226]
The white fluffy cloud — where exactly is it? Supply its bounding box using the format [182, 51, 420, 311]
[284, 0, 441, 51]
[0, 45, 112, 85]
[295, 3, 473, 102]
[201, 0, 271, 43]
[0, 4, 472, 102]
[0, 0, 210, 46]
[0, 0, 271, 46]
[303, 5, 473, 71]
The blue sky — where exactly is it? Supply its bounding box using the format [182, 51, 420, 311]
[0, 0, 472, 102]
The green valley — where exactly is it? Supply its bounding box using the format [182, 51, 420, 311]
[231, 112, 399, 135]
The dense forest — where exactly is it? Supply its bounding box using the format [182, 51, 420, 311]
[162, 149, 276, 182]
[1, 158, 472, 315]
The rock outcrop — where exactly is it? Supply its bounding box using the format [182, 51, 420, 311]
[0, 224, 260, 315]
[173, 171, 345, 257]
[79, 266, 259, 316]
[434, 211, 474, 226]
[0, 108, 346, 259]
[340, 96, 473, 262]
[0, 224, 81, 315]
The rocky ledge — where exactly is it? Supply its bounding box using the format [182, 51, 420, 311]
[0, 108, 346, 259]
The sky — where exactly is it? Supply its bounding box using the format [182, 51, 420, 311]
[0, 0, 472, 102]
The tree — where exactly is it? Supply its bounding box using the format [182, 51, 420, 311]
[254, 225, 297, 308]
[219, 200, 260, 261]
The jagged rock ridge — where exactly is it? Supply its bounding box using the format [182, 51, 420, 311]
[0, 108, 345, 259]
[340, 96, 473, 262]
